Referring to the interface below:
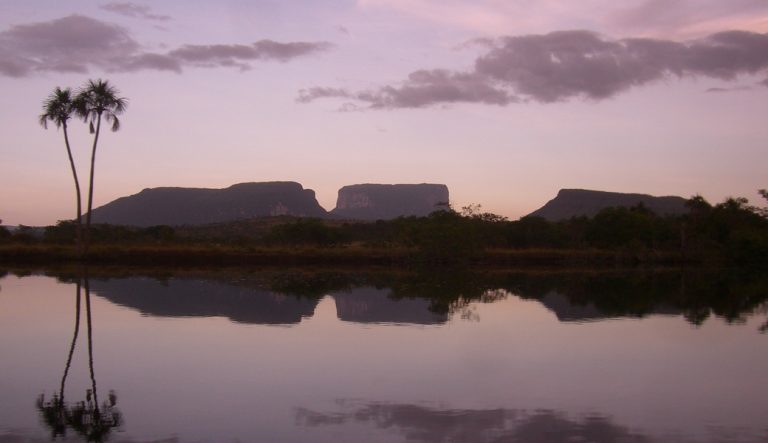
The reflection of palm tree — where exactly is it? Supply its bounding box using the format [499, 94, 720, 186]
[61, 280, 82, 402]
[37, 276, 122, 442]
[84, 277, 100, 410]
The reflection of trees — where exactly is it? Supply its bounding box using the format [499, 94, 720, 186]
[505, 269, 768, 329]
[383, 270, 508, 317]
[36, 275, 122, 442]
[7, 266, 768, 330]
[296, 402, 652, 443]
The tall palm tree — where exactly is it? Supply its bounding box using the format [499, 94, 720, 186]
[39, 87, 83, 250]
[75, 79, 127, 253]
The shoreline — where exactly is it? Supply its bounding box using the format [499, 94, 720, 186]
[0, 244, 705, 268]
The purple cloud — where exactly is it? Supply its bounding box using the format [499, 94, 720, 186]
[0, 15, 136, 76]
[300, 29, 768, 108]
[100, 2, 171, 21]
[117, 53, 182, 73]
[170, 40, 333, 66]
[300, 70, 513, 108]
[0, 15, 332, 77]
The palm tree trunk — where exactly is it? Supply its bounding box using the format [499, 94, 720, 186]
[62, 122, 83, 254]
[59, 279, 82, 403]
[84, 114, 102, 255]
[84, 276, 100, 412]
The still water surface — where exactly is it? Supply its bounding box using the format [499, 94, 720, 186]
[0, 268, 766, 442]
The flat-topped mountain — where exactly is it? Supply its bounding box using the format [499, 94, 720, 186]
[90, 181, 327, 227]
[330, 183, 449, 220]
[527, 189, 688, 221]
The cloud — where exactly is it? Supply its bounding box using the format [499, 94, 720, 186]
[100, 2, 171, 21]
[116, 52, 182, 73]
[300, 29, 768, 108]
[0, 15, 137, 77]
[299, 70, 514, 108]
[170, 41, 333, 66]
[705, 85, 753, 93]
[0, 15, 332, 77]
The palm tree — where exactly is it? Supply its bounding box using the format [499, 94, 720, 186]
[39, 87, 83, 250]
[75, 79, 127, 253]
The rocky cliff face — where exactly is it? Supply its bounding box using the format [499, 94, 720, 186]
[90, 181, 327, 227]
[331, 183, 449, 220]
[527, 189, 688, 221]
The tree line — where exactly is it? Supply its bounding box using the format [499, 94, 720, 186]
[7, 190, 767, 265]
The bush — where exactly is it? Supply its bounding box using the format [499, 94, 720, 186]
[265, 219, 345, 246]
[0, 226, 10, 243]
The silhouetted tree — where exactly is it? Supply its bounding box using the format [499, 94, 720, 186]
[75, 79, 127, 253]
[756, 189, 768, 218]
[0, 219, 9, 242]
[39, 87, 84, 250]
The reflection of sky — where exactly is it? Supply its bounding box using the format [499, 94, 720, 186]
[2, 1, 768, 225]
[0, 275, 767, 442]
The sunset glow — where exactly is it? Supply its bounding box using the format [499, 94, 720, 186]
[1, 1, 767, 225]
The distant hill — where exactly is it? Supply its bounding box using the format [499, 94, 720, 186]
[527, 189, 688, 221]
[330, 183, 449, 220]
[90, 182, 327, 227]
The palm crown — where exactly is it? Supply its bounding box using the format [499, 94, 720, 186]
[75, 79, 128, 132]
[39, 87, 78, 130]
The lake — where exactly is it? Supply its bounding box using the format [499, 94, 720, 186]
[0, 268, 766, 442]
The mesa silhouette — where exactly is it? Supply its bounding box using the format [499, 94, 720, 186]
[527, 189, 687, 221]
[90, 181, 449, 226]
[330, 183, 449, 220]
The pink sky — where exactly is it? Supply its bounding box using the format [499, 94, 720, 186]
[1, 0, 767, 225]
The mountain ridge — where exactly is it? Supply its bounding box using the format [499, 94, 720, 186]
[527, 188, 688, 221]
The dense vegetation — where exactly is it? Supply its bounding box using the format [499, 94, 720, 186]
[2, 192, 767, 265]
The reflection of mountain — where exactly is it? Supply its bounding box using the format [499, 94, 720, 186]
[90, 278, 450, 326]
[538, 291, 682, 322]
[333, 287, 447, 324]
[90, 278, 319, 325]
[297, 402, 655, 443]
[68, 268, 768, 329]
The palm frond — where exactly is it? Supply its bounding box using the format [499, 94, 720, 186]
[40, 87, 74, 130]
[76, 79, 128, 122]
[109, 114, 121, 132]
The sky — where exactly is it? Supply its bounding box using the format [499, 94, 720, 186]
[1, 0, 767, 226]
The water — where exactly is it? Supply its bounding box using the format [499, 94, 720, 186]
[0, 268, 766, 442]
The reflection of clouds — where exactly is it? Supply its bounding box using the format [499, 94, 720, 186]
[0, 430, 179, 442]
[296, 402, 653, 443]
